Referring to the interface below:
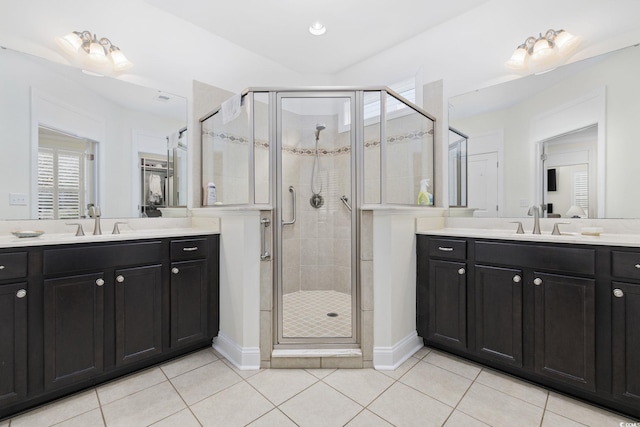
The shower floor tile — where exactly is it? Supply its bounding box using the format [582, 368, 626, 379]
[283, 290, 352, 338]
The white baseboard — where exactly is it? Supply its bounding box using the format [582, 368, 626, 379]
[373, 331, 423, 370]
[212, 332, 260, 370]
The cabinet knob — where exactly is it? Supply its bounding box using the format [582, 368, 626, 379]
[533, 277, 543, 286]
[458, 268, 465, 275]
[613, 288, 624, 298]
[172, 267, 179, 274]
[116, 275, 125, 283]
[513, 275, 522, 283]
[96, 278, 104, 287]
[16, 289, 27, 298]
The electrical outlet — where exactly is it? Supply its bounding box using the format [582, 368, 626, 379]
[9, 193, 27, 206]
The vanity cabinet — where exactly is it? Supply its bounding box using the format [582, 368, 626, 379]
[170, 238, 210, 348]
[0, 234, 219, 420]
[114, 265, 163, 366]
[610, 250, 640, 406]
[0, 282, 28, 406]
[43, 273, 105, 390]
[417, 234, 639, 419]
[474, 265, 523, 367]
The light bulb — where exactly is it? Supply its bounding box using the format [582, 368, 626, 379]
[554, 30, 580, 54]
[62, 32, 83, 52]
[89, 36, 106, 60]
[109, 48, 132, 71]
[505, 46, 528, 70]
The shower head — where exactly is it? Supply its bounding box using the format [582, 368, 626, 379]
[315, 123, 326, 139]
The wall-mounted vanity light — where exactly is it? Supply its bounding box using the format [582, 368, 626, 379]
[57, 30, 132, 74]
[506, 29, 580, 74]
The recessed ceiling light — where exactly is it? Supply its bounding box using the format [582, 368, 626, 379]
[309, 21, 326, 36]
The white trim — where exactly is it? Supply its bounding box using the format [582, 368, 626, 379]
[373, 331, 423, 370]
[212, 332, 261, 370]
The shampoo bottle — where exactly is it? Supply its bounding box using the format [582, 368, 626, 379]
[417, 178, 433, 206]
[207, 182, 217, 205]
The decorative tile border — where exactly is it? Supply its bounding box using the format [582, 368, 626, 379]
[203, 129, 432, 156]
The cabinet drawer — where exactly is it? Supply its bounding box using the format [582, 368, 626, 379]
[476, 242, 595, 275]
[0, 252, 27, 281]
[44, 242, 162, 275]
[428, 238, 466, 260]
[611, 251, 640, 280]
[171, 238, 208, 261]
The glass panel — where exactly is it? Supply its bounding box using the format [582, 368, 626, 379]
[384, 93, 435, 205]
[168, 130, 187, 207]
[280, 95, 353, 340]
[448, 128, 467, 207]
[363, 91, 381, 204]
[254, 92, 270, 204]
[201, 97, 250, 205]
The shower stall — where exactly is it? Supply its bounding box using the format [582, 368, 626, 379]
[201, 88, 435, 351]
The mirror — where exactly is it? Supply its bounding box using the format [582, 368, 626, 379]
[449, 43, 640, 218]
[0, 46, 188, 220]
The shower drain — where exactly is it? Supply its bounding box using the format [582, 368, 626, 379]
[326, 312, 339, 317]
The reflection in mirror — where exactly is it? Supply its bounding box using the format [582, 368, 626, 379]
[448, 127, 467, 207]
[542, 125, 596, 218]
[0, 46, 188, 220]
[449, 43, 640, 218]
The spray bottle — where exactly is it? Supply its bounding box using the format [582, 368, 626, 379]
[417, 178, 433, 206]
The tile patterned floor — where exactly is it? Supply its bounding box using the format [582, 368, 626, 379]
[3, 346, 636, 427]
[282, 290, 352, 338]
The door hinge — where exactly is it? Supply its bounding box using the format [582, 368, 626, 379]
[540, 153, 548, 161]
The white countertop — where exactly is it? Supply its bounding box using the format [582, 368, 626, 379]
[0, 216, 221, 249]
[0, 228, 219, 248]
[417, 227, 640, 247]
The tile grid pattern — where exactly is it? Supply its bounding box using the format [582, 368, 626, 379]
[282, 290, 352, 338]
[5, 346, 635, 427]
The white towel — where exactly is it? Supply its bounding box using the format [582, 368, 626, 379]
[221, 94, 242, 124]
[168, 131, 179, 149]
[148, 173, 163, 203]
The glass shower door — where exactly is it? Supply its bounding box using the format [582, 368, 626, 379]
[276, 92, 357, 346]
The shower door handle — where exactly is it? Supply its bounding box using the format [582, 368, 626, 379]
[340, 195, 352, 212]
[282, 186, 296, 226]
[260, 217, 271, 261]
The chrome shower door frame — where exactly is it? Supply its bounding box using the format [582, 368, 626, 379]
[274, 90, 360, 348]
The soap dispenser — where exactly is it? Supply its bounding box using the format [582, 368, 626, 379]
[417, 178, 433, 206]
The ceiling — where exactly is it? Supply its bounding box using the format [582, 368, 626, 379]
[146, 0, 490, 74]
[1, 0, 640, 99]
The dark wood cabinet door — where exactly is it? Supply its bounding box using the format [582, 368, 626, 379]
[612, 282, 640, 405]
[44, 273, 104, 390]
[427, 260, 467, 349]
[0, 283, 27, 406]
[533, 272, 596, 391]
[475, 266, 523, 367]
[114, 265, 162, 366]
[170, 260, 208, 348]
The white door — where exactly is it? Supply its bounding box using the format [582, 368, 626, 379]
[468, 152, 498, 217]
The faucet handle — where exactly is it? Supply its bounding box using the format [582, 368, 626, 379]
[112, 222, 128, 235]
[552, 222, 571, 235]
[66, 223, 85, 236]
[509, 221, 525, 234]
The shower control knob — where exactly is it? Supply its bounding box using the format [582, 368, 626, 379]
[172, 267, 179, 274]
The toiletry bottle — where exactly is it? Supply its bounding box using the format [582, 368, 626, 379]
[207, 182, 217, 205]
[417, 178, 433, 205]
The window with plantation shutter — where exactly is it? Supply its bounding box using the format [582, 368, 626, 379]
[572, 171, 589, 212]
[37, 127, 96, 219]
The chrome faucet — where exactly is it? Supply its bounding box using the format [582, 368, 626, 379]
[88, 206, 102, 235]
[528, 205, 543, 234]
